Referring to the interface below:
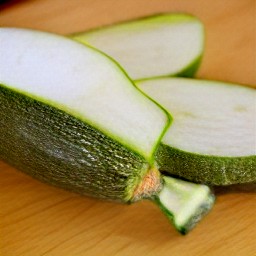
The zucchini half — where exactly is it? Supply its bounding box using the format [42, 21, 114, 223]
[137, 78, 256, 185]
[0, 28, 214, 234]
[71, 13, 204, 80]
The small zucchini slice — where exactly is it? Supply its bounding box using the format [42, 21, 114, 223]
[137, 77, 256, 185]
[71, 13, 204, 80]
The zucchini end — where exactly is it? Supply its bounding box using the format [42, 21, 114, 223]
[131, 167, 163, 202]
[154, 176, 215, 234]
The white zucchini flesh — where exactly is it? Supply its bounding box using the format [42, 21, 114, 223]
[0, 28, 169, 162]
[138, 78, 256, 157]
[71, 14, 204, 80]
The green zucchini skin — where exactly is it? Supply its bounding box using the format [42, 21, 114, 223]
[156, 143, 256, 185]
[174, 54, 203, 78]
[0, 84, 151, 202]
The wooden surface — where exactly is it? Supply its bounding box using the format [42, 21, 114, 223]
[0, 1, 255, 255]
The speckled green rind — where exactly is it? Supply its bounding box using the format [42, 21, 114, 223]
[0, 84, 151, 203]
[156, 143, 256, 185]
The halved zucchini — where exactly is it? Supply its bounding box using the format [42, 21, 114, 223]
[0, 27, 169, 201]
[137, 78, 256, 185]
[71, 13, 204, 80]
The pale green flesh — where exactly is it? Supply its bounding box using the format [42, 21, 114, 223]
[71, 14, 204, 80]
[138, 78, 256, 157]
[155, 176, 215, 234]
[0, 28, 169, 162]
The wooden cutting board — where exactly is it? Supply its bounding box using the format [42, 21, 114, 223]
[0, 1, 255, 255]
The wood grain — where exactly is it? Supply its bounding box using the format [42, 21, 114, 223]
[0, 1, 255, 255]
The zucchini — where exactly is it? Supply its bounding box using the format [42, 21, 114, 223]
[71, 13, 204, 80]
[0, 28, 214, 234]
[137, 78, 256, 185]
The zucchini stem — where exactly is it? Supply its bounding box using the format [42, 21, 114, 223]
[154, 176, 215, 234]
[132, 169, 215, 234]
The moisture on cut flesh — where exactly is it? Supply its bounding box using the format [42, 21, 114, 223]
[71, 13, 204, 80]
[0, 28, 214, 234]
[137, 77, 256, 185]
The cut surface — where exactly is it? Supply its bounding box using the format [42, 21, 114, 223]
[0, 28, 169, 162]
[137, 78, 256, 184]
[71, 13, 204, 80]
[155, 176, 215, 234]
[138, 78, 256, 157]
